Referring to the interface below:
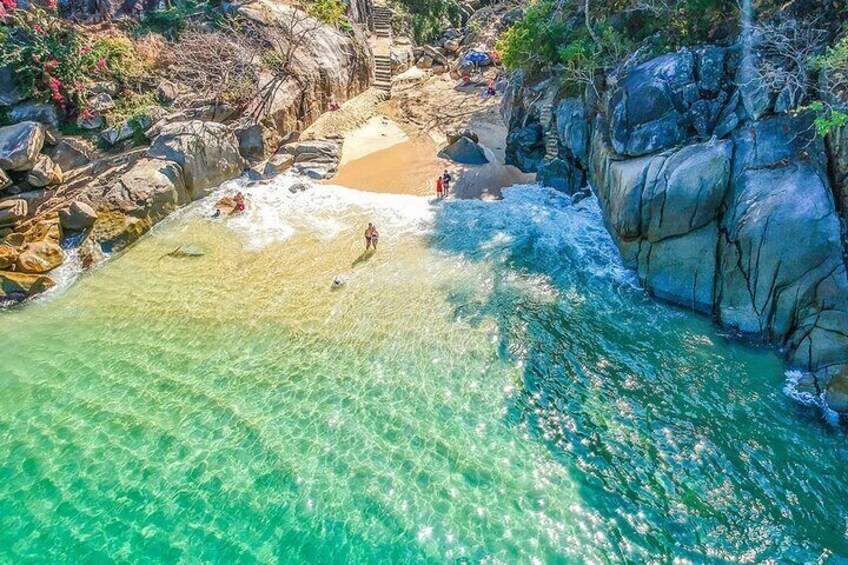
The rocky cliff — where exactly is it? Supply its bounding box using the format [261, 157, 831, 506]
[503, 45, 848, 403]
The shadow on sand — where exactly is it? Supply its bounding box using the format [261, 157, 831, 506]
[351, 249, 377, 267]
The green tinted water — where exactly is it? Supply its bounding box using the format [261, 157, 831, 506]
[1, 180, 846, 563]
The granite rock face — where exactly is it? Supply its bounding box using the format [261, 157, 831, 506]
[504, 46, 848, 375]
[0, 122, 45, 172]
[147, 120, 245, 198]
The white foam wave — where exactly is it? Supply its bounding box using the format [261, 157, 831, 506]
[190, 174, 436, 250]
[783, 370, 841, 425]
[438, 184, 639, 287]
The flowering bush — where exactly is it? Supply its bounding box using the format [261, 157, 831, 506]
[0, 4, 146, 121]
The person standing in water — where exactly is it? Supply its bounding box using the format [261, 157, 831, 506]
[365, 222, 379, 251]
[436, 176, 444, 199]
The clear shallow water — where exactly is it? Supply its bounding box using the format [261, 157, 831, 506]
[1, 178, 847, 563]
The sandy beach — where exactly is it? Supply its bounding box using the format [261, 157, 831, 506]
[322, 70, 535, 199]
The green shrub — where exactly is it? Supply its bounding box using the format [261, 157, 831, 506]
[391, 0, 463, 43]
[808, 34, 848, 136]
[0, 6, 93, 114]
[307, 0, 348, 29]
[498, 0, 736, 83]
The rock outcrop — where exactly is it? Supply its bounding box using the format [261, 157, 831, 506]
[147, 121, 245, 198]
[240, 0, 372, 149]
[0, 122, 45, 171]
[438, 136, 490, 164]
[504, 46, 848, 386]
[282, 139, 341, 179]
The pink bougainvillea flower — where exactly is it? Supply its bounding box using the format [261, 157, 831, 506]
[0, 0, 17, 10]
[78, 45, 92, 56]
[79, 108, 94, 120]
[0, 4, 7, 20]
[33, 24, 44, 34]
[47, 0, 57, 9]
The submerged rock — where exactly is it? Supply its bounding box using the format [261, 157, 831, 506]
[166, 245, 205, 258]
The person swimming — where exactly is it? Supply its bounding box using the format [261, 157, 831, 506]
[364, 222, 379, 251]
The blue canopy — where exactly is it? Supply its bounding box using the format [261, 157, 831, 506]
[464, 51, 489, 63]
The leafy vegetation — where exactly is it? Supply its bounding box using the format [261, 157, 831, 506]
[307, 0, 350, 31]
[497, 0, 736, 90]
[391, 0, 463, 43]
[0, 3, 148, 120]
[808, 34, 848, 136]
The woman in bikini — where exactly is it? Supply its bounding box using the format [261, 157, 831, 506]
[365, 222, 379, 251]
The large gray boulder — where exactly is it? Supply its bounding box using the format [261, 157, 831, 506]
[8, 102, 60, 129]
[240, 0, 371, 143]
[0, 122, 45, 171]
[637, 221, 719, 313]
[59, 201, 98, 232]
[537, 157, 584, 195]
[608, 52, 695, 157]
[284, 139, 341, 179]
[438, 137, 489, 165]
[505, 123, 544, 172]
[94, 159, 189, 251]
[48, 138, 95, 172]
[147, 121, 245, 198]
[722, 116, 848, 370]
[592, 134, 732, 313]
[640, 139, 732, 242]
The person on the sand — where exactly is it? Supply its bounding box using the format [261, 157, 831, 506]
[365, 222, 379, 250]
[442, 170, 453, 196]
[436, 176, 444, 199]
[485, 77, 497, 98]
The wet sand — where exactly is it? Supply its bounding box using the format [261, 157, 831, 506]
[332, 136, 446, 196]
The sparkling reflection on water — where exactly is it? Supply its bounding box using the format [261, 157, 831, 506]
[0, 178, 846, 563]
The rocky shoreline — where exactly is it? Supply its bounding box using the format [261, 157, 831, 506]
[503, 41, 848, 411]
[0, 0, 373, 303]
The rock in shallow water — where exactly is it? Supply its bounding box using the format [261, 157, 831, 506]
[826, 374, 848, 414]
[0, 271, 54, 301]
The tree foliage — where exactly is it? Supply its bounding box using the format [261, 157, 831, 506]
[391, 0, 463, 43]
